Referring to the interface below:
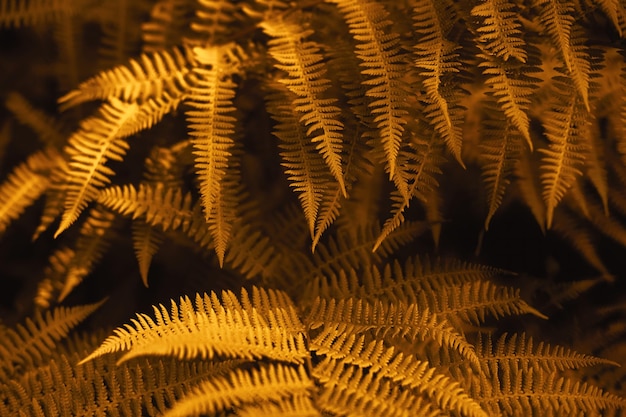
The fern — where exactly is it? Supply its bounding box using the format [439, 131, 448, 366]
[472, 0, 527, 63]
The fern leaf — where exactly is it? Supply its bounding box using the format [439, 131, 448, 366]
[132, 220, 164, 287]
[224, 224, 279, 279]
[58, 47, 192, 109]
[472, 0, 527, 62]
[480, 115, 524, 229]
[5, 92, 65, 146]
[97, 183, 194, 232]
[55, 98, 139, 236]
[413, 0, 465, 165]
[0, 147, 61, 235]
[188, 0, 238, 45]
[514, 146, 547, 231]
[141, 0, 193, 53]
[312, 333, 488, 417]
[262, 17, 346, 196]
[0, 0, 75, 28]
[266, 81, 331, 236]
[58, 206, 117, 302]
[81, 287, 308, 365]
[160, 364, 313, 417]
[329, 0, 409, 181]
[237, 395, 321, 417]
[539, 78, 588, 229]
[0, 300, 105, 379]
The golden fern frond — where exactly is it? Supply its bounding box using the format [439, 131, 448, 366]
[5, 92, 65, 146]
[0, 147, 61, 236]
[119, 92, 186, 137]
[312, 332, 488, 417]
[539, 77, 589, 229]
[477, 332, 620, 373]
[224, 223, 280, 279]
[188, 0, 239, 46]
[592, 0, 624, 36]
[0, 300, 105, 380]
[306, 296, 479, 365]
[477, 50, 541, 148]
[315, 359, 439, 417]
[537, 0, 591, 109]
[0, 0, 75, 28]
[55, 98, 139, 236]
[266, 81, 332, 237]
[185, 44, 240, 251]
[1, 352, 240, 417]
[262, 16, 346, 196]
[375, 136, 444, 250]
[159, 364, 314, 417]
[584, 116, 610, 213]
[413, 0, 465, 165]
[58, 47, 193, 109]
[81, 287, 308, 365]
[141, 0, 194, 53]
[513, 145, 547, 231]
[132, 221, 164, 287]
[237, 395, 321, 417]
[97, 183, 194, 232]
[329, 0, 409, 181]
[480, 113, 525, 229]
[471, 0, 527, 62]
[32, 157, 71, 240]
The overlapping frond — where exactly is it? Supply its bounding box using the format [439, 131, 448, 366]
[55, 98, 139, 236]
[472, 0, 527, 62]
[329, 0, 409, 182]
[413, 0, 465, 165]
[58, 47, 193, 109]
[80, 287, 308, 365]
[160, 364, 314, 417]
[262, 16, 346, 196]
[0, 147, 61, 235]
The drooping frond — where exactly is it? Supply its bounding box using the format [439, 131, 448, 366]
[185, 44, 239, 234]
[478, 51, 541, 148]
[0, 300, 105, 380]
[57, 206, 117, 302]
[479, 113, 525, 229]
[329, 0, 409, 181]
[262, 16, 346, 196]
[58, 47, 193, 109]
[471, 0, 527, 63]
[413, 0, 465, 165]
[306, 296, 479, 365]
[0, 0, 76, 28]
[97, 183, 194, 232]
[539, 77, 589, 228]
[266, 81, 332, 236]
[55, 98, 139, 236]
[312, 332, 488, 417]
[5, 92, 65, 146]
[81, 287, 308, 365]
[514, 145, 547, 231]
[375, 136, 444, 250]
[536, 0, 591, 109]
[224, 223, 280, 279]
[0, 147, 61, 236]
[160, 364, 314, 417]
[132, 221, 164, 287]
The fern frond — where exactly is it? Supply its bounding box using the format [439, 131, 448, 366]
[472, 0, 527, 62]
[58, 47, 193, 109]
[132, 220, 164, 287]
[262, 16, 346, 196]
[0, 300, 105, 379]
[160, 364, 314, 417]
[5, 92, 65, 146]
[315, 359, 439, 417]
[81, 287, 308, 365]
[330, 0, 409, 181]
[58, 206, 117, 301]
[97, 183, 194, 232]
[0, 147, 61, 236]
[141, 0, 194, 53]
[236, 395, 321, 417]
[514, 145, 547, 231]
[477, 332, 620, 373]
[307, 297, 479, 365]
[539, 78, 589, 229]
[188, 0, 239, 46]
[55, 98, 139, 236]
[375, 137, 444, 250]
[480, 115, 524, 229]
[413, 1, 465, 165]
[312, 333, 488, 417]
[0, 0, 75, 28]
[224, 223, 279, 279]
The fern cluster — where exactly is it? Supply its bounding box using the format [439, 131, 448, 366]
[1, 0, 626, 416]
